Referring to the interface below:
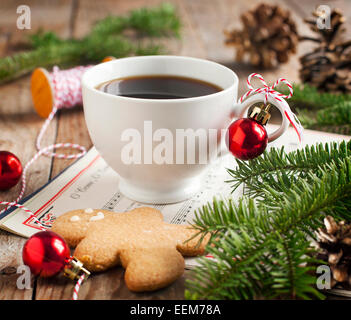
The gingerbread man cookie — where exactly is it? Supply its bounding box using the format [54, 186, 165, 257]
[52, 207, 209, 292]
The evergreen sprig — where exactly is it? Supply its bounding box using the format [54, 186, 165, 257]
[297, 102, 351, 135]
[186, 141, 351, 300]
[227, 141, 351, 198]
[288, 84, 351, 110]
[90, 3, 180, 38]
[0, 3, 180, 84]
[284, 84, 351, 134]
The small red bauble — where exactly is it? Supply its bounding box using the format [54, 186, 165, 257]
[227, 118, 268, 160]
[0, 151, 22, 191]
[22, 231, 70, 277]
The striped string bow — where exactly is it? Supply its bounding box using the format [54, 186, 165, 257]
[239, 73, 303, 142]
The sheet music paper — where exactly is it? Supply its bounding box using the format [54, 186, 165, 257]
[0, 125, 349, 268]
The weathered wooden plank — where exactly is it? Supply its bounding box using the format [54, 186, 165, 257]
[0, 272, 33, 300]
[174, 0, 207, 58]
[0, 0, 74, 300]
[0, 0, 73, 52]
[0, 81, 56, 301]
[48, 108, 92, 179]
[36, 268, 187, 300]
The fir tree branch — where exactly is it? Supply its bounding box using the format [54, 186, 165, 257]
[297, 102, 351, 135]
[227, 141, 351, 198]
[90, 3, 181, 38]
[268, 232, 321, 300]
[186, 144, 351, 300]
[286, 84, 351, 110]
[125, 3, 181, 37]
[0, 3, 180, 84]
[306, 124, 351, 135]
[280, 84, 351, 134]
[0, 37, 161, 84]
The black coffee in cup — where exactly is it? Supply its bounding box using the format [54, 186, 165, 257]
[97, 75, 222, 99]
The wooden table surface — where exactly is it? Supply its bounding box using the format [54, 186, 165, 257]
[0, 0, 350, 300]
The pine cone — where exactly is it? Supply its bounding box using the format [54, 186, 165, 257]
[299, 9, 351, 93]
[316, 216, 351, 289]
[224, 3, 298, 69]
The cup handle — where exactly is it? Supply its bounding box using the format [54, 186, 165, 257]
[233, 92, 289, 143]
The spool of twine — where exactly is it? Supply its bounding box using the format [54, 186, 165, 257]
[30, 56, 115, 118]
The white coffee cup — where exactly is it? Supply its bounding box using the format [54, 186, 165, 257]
[82, 56, 289, 204]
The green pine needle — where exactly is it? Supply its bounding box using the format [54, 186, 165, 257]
[282, 84, 351, 134]
[186, 141, 351, 300]
[227, 140, 351, 198]
[297, 102, 351, 135]
[0, 3, 180, 84]
[288, 84, 351, 110]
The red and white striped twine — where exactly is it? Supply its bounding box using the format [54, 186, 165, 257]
[72, 274, 86, 300]
[239, 73, 303, 142]
[0, 65, 91, 300]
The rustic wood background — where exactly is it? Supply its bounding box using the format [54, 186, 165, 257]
[0, 0, 350, 300]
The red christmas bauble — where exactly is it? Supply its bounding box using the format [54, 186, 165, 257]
[227, 118, 268, 160]
[22, 231, 70, 277]
[0, 151, 22, 191]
